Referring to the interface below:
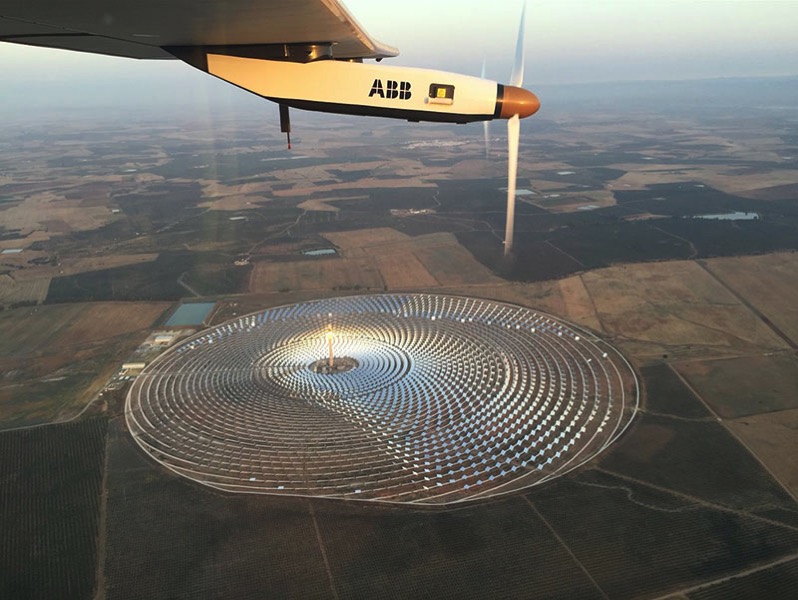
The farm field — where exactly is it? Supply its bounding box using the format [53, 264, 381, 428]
[529, 471, 798, 600]
[673, 354, 798, 418]
[727, 410, 798, 498]
[321, 227, 412, 252]
[5, 253, 159, 282]
[102, 420, 334, 600]
[687, 556, 798, 600]
[639, 363, 712, 419]
[600, 412, 795, 512]
[322, 229, 500, 289]
[249, 229, 502, 294]
[315, 496, 602, 599]
[250, 256, 384, 293]
[579, 260, 788, 361]
[0, 419, 107, 600]
[0, 304, 85, 356]
[703, 253, 798, 347]
[0, 301, 169, 427]
[374, 252, 439, 289]
[0, 274, 50, 306]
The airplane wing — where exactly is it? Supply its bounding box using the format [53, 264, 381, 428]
[0, 0, 398, 60]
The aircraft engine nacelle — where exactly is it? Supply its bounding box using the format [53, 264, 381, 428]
[200, 54, 539, 124]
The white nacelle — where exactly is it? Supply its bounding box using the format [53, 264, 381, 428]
[207, 54, 501, 123]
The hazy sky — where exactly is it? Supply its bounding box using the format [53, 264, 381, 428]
[1, 0, 797, 111]
[353, 0, 798, 81]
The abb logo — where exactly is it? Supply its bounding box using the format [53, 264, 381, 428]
[369, 79, 412, 100]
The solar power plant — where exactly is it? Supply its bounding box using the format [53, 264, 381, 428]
[126, 294, 639, 504]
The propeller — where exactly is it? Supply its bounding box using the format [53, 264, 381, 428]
[481, 58, 490, 159]
[504, 2, 530, 258]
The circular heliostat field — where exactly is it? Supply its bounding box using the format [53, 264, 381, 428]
[126, 294, 638, 505]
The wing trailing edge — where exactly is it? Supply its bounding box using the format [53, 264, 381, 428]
[0, 0, 398, 60]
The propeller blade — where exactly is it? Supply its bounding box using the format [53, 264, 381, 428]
[505, 3, 526, 257]
[504, 114, 520, 257]
[482, 57, 490, 158]
[509, 2, 526, 88]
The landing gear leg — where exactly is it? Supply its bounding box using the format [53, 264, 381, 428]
[279, 104, 291, 150]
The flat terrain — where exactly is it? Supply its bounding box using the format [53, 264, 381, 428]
[6, 248, 796, 597]
[249, 228, 502, 295]
[250, 256, 384, 293]
[703, 253, 798, 347]
[323, 229, 501, 288]
[727, 410, 798, 498]
[0, 301, 169, 427]
[0, 419, 107, 600]
[0, 274, 50, 305]
[580, 260, 788, 361]
[2, 85, 798, 598]
[674, 354, 798, 418]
